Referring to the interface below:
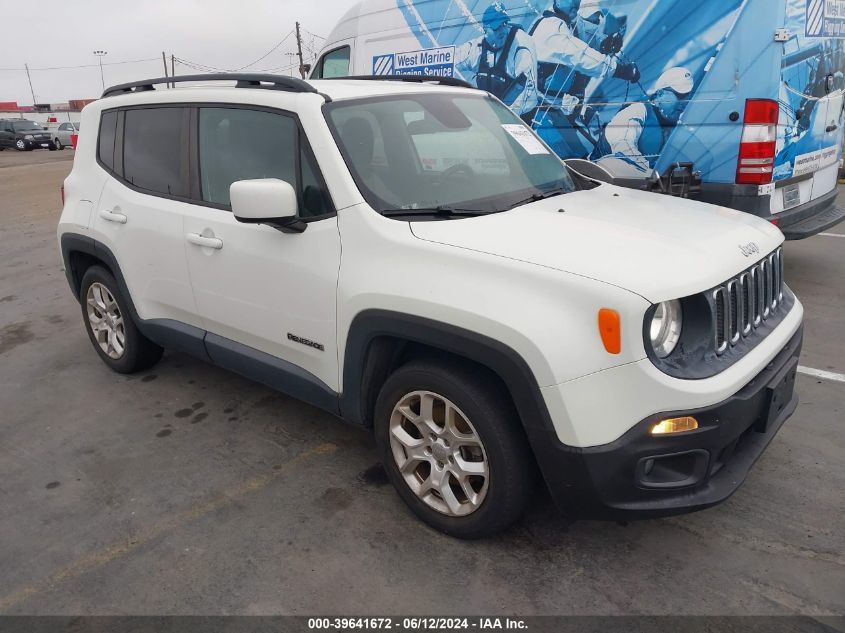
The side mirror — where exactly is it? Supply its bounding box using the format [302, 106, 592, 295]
[230, 178, 305, 233]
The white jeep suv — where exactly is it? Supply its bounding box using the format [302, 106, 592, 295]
[58, 74, 804, 538]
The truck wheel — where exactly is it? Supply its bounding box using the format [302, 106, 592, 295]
[79, 266, 163, 374]
[374, 360, 534, 538]
[15, 139, 26, 151]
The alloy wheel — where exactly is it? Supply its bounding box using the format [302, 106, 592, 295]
[388, 390, 489, 517]
[86, 282, 126, 359]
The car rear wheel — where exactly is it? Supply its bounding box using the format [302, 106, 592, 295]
[374, 360, 535, 538]
[80, 266, 163, 374]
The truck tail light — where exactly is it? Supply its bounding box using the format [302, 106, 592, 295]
[736, 99, 778, 185]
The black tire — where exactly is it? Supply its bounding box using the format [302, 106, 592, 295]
[374, 360, 535, 539]
[54, 138, 63, 150]
[79, 266, 163, 374]
[15, 140, 26, 151]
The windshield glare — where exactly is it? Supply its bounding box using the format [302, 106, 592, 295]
[325, 94, 575, 214]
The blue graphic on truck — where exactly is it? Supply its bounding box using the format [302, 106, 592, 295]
[392, 0, 845, 185]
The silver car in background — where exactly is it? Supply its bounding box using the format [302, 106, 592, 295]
[50, 122, 80, 149]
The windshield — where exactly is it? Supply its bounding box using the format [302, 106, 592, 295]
[13, 121, 43, 132]
[324, 93, 575, 214]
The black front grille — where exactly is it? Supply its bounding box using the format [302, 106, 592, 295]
[712, 248, 784, 355]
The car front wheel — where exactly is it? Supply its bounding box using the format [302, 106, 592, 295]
[54, 138, 63, 150]
[15, 139, 27, 151]
[79, 266, 163, 373]
[374, 360, 535, 538]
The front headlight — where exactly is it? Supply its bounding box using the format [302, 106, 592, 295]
[649, 300, 682, 358]
[24, 134, 33, 140]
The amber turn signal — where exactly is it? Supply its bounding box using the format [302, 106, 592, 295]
[650, 416, 699, 435]
[598, 308, 621, 354]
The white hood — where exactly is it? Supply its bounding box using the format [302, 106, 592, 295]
[409, 184, 784, 303]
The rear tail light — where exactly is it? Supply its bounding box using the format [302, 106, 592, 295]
[736, 99, 778, 185]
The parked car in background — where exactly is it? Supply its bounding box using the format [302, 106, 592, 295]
[49, 121, 80, 150]
[0, 119, 57, 151]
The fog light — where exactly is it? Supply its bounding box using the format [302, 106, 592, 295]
[650, 416, 698, 435]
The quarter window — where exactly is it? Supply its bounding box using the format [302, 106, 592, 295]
[123, 107, 187, 196]
[97, 110, 118, 172]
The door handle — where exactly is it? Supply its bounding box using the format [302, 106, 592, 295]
[186, 232, 223, 250]
[826, 124, 838, 133]
[99, 209, 127, 224]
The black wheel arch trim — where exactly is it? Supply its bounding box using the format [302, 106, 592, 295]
[61, 232, 211, 361]
[340, 309, 577, 508]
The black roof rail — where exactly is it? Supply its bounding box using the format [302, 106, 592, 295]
[101, 74, 319, 98]
[323, 74, 476, 90]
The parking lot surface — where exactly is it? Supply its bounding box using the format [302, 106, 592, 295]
[0, 151, 843, 615]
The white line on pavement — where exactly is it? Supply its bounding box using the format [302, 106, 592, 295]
[818, 232, 845, 238]
[798, 365, 845, 383]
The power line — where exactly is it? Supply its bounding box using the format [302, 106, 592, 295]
[232, 30, 295, 71]
[300, 27, 326, 41]
[0, 57, 160, 72]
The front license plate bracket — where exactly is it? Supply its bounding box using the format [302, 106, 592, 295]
[757, 358, 798, 432]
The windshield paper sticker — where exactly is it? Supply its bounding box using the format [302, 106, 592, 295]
[373, 47, 455, 77]
[806, 0, 845, 37]
[501, 124, 550, 155]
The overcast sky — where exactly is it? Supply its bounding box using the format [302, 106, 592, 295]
[0, 0, 354, 105]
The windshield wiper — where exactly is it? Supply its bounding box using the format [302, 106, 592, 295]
[382, 205, 492, 218]
[508, 187, 571, 210]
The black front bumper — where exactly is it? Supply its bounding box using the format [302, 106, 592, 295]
[534, 326, 803, 520]
[21, 138, 54, 149]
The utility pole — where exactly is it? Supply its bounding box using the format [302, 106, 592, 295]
[24, 63, 36, 106]
[295, 21, 306, 79]
[171, 55, 176, 82]
[162, 51, 170, 87]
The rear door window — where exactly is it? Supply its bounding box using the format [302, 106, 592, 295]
[122, 107, 187, 196]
